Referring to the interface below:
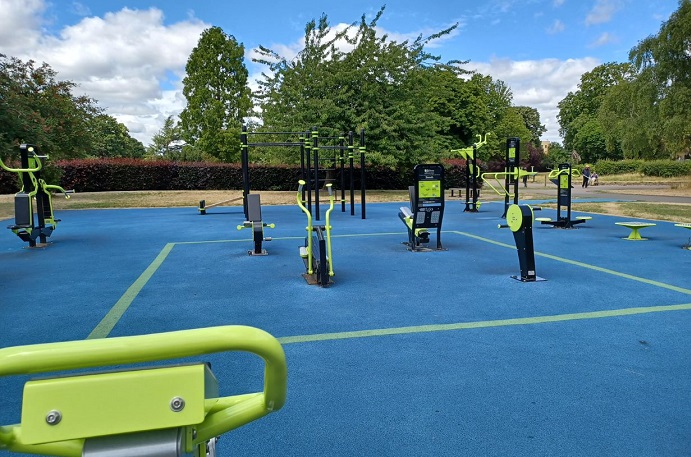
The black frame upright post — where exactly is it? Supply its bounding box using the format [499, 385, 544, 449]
[359, 128, 366, 220]
[503, 137, 520, 218]
[241, 125, 250, 220]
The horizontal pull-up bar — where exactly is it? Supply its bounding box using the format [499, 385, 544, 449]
[247, 142, 305, 147]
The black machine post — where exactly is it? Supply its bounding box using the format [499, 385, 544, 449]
[540, 163, 588, 229]
[398, 164, 445, 251]
[503, 137, 521, 218]
[499, 204, 545, 282]
[237, 194, 274, 256]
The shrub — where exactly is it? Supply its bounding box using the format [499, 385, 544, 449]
[638, 160, 691, 177]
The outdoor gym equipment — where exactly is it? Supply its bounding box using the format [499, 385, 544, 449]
[498, 204, 545, 282]
[450, 133, 489, 212]
[0, 144, 73, 247]
[481, 137, 536, 218]
[674, 223, 691, 249]
[241, 125, 366, 222]
[236, 193, 275, 255]
[198, 195, 243, 215]
[297, 179, 335, 286]
[0, 325, 287, 457]
[536, 163, 591, 228]
[398, 164, 445, 251]
[615, 221, 656, 240]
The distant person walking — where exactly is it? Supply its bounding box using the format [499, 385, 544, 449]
[582, 165, 591, 188]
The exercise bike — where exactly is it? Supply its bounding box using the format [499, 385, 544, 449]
[296, 180, 335, 286]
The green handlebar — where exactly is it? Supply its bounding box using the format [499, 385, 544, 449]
[0, 157, 42, 174]
[0, 325, 287, 452]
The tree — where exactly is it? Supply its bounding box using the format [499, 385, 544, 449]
[513, 106, 546, 146]
[557, 62, 633, 163]
[147, 115, 184, 159]
[628, 0, 691, 158]
[179, 27, 252, 162]
[89, 114, 145, 158]
[0, 55, 101, 160]
[255, 7, 508, 170]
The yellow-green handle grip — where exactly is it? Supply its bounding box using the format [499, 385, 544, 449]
[0, 326, 287, 449]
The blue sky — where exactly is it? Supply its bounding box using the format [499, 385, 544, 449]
[1, 0, 680, 145]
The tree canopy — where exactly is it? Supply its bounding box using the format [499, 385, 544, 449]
[179, 26, 252, 162]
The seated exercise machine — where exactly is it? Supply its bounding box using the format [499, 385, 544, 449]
[536, 163, 591, 228]
[297, 180, 335, 286]
[398, 164, 445, 251]
[0, 325, 287, 457]
[498, 204, 546, 282]
[236, 193, 274, 255]
[0, 144, 73, 247]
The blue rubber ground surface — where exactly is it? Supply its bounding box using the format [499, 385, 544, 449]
[1, 198, 690, 456]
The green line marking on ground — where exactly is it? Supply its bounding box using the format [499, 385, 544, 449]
[449, 231, 691, 295]
[91, 228, 690, 340]
[87, 243, 175, 340]
[277, 303, 691, 345]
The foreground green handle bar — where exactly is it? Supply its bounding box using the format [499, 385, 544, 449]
[0, 325, 287, 455]
[0, 156, 43, 174]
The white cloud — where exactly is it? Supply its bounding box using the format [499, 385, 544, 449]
[547, 19, 565, 34]
[1, 1, 208, 145]
[462, 57, 600, 142]
[589, 32, 616, 47]
[585, 0, 622, 26]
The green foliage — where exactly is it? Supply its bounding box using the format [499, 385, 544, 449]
[89, 114, 145, 158]
[638, 160, 691, 177]
[557, 62, 633, 163]
[253, 7, 514, 171]
[591, 159, 644, 175]
[542, 142, 571, 169]
[513, 106, 546, 146]
[179, 27, 252, 162]
[592, 159, 690, 177]
[0, 55, 101, 160]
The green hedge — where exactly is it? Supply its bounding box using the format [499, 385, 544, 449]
[592, 159, 691, 177]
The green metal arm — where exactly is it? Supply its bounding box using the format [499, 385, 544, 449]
[0, 325, 287, 456]
[547, 168, 581, 179]
[325, 183, 335, 276]
[0, 157, 43, 174]
[296, 179, 314, 274]
[42, 184, 73, 199]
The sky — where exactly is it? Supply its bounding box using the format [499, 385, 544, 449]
[0, 0, 680, 146]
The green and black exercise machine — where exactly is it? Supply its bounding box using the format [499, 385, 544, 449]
[481, 137, 536, 219]
[536, 163, 591, 228]
[398, 164, 445, 251]
[498, 204, 546, 282]
[236, 193, 275, 255]
[0, 144, 73, 247]
[0, 325, 287, 457]
[450, 133, 488, 212]
[297, 180, 335, 286]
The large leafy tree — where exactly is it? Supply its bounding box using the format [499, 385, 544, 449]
[627, 0, 691, 158]
[179, 27, 252, 162]
[0, 55, 101, 160]
[254, 7, 473, 169]
[89, 114, 145, 158]
[557, 62, 633, 163]
[513, 106, 546, 146]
